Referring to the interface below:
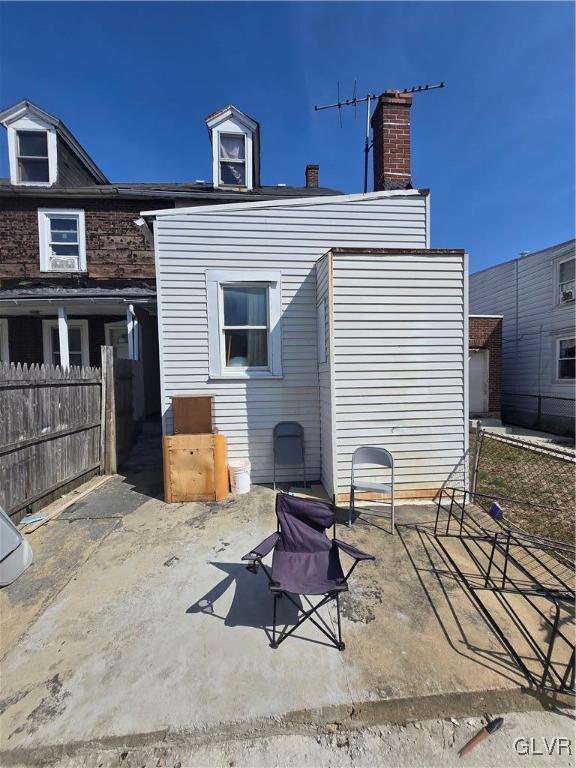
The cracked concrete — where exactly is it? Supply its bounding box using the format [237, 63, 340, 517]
[0, 464, 572, 764]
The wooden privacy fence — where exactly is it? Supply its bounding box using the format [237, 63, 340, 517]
[0, 347, 142, 522]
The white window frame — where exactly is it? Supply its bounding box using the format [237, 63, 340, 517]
[556, 257, 575, 305]
[206, 107, 256, 191]
[38, 209, 87, 273]
[7, 123, 57, 186]
[42, 318, 89, 368]
[556, 336, 575, 381]
[206, 269, 282, 379]
[0, 318, 9, 363]
[218, 133, 247, 188]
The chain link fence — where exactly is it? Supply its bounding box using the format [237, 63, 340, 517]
[502, 392, 575, 437]
[469, 427, 575, 545]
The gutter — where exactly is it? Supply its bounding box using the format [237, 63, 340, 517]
[0, 296, 156, 305]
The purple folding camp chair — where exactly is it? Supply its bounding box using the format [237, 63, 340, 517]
[242, 493, 375, 650]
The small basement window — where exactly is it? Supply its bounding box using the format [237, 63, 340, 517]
[557, 337, 575, 380]
[206, 270, 282, 378]
[17, 131, 50, 183]
[558, 258, 575, 304]
[38, 209, 86, 272]
[219, 134, 246, 186]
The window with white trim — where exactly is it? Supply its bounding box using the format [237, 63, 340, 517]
[557, 337, 575, 380]
[558, 258, 575, 304]
[42, 319, 89, 368]
[206, 270, 282, 378]
[17, 131, 50, 183]
[38, 209, 86, 272]
[222, 285, 268, 368]
[219, 134, 246, 187]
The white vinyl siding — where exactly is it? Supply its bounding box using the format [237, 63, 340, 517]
[470, 241, 576, 399]
[154, 192, 430, 485]
[326, 250, 467, 497]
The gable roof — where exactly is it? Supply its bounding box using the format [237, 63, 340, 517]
[205, 104, 259, 132]
[0, 99, 109, 184]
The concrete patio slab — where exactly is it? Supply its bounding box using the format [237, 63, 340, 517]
[0, 483, 562, 763]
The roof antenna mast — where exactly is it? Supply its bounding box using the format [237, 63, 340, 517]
[314, 81, 446, 193]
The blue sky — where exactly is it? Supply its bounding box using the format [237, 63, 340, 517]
[0, 1, 574, 272]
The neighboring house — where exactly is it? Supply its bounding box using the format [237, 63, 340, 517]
[468, 315, 502, 420]
[145, 91, 469, 500]
[470, 240, 576, 436]
[0, 100, 337, 415]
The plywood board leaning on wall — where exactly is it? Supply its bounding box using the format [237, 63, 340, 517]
[163, 433, 228, 503]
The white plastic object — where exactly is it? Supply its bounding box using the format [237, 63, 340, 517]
[0, 507, 33, 586]
[228, 459, 251, 495]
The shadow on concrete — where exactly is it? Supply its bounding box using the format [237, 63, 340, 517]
[186, 562, 337, 649]
[116, 416, 164, 503]
[396, 520, 526, 687]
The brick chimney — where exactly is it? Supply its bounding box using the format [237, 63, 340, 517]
[371, 90, 413, 191]
[305, 163, 319, 188]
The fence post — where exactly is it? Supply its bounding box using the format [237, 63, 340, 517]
[470, 419, 482, 499]
[100, 345, 117, 474]
[537, 394, 542, 430]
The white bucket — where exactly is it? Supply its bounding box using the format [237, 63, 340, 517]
[228, 458, 251, 495]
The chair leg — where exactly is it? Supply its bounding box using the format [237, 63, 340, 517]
[348, 486, 354, 527]
[391, 473, 395, 535]
[270, 594, 279, 649]
[335, 593, 345, 651]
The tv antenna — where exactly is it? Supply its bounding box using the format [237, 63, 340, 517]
[315, 81, 446, 193]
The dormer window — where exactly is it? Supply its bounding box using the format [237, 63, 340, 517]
[16, 131, 50, 182]
[206, 105, 260, 191]
[219, 134, 246, 186]
[1, 100, 109, 187]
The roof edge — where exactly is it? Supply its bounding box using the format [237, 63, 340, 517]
[328, 247, 465, 255]
[141, 188, 428, 218]
[471, 238, 576, 277]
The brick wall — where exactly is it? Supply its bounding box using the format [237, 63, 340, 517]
[0, 197, 170, 280]
[469, 315, 502, 413]
[305, 164, 319, 188]
[371, 91, 413, 192]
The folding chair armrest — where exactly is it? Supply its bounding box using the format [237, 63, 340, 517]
[241, 532, 280, 561]
[333, 538, 375, 561]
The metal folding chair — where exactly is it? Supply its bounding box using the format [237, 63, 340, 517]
[273, 421, 306, 490]
[242, 493, 375, 650]
[349, 446, 395, 533]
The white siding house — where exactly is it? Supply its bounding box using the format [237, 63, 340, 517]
[148, 189, 468, 498]
[470, 240, 575, 435]
[321, 248, 467, 499]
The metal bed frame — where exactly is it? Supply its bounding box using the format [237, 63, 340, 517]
[433, 487, 575, 695]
